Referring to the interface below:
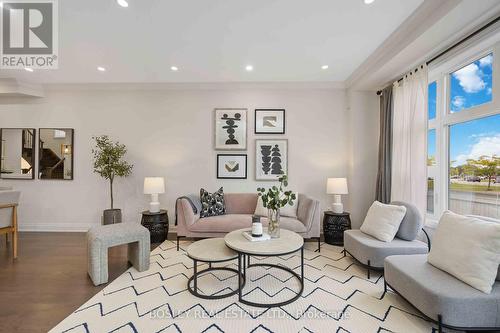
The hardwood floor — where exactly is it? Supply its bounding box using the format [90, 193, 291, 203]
[0, 232, 139, 333]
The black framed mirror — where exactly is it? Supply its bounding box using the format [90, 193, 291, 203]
[38, 128, 74, 180]
[0, 128, 36, 180]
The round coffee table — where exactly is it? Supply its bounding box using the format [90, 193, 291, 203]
[224, 228, 304, 308]
[186, 238, 245, 299]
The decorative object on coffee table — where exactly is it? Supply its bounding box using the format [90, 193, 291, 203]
[251, 215, 263, 237]
[255, 139, 288, 180]
[144, 177, 165, 213]
[186, 238, 244, 299]
[217, 154, 247, 179]
[323, 211, 351, 246]
[214, 108, 247, 150]
[225, 228, 304, 308]
[92, 135, 133, 225]
[257, 174, 296, 238]
[326, 177, 348, 214]
[255, 109, 285, 134]
[141, 209, 169, 243]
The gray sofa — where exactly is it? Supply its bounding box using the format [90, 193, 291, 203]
[176, 193, 321, 251]
[343, 201, 430, 278]
[385, 254, 500, 332]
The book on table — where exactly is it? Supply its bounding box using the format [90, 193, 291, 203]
[242, 231, 271, 242]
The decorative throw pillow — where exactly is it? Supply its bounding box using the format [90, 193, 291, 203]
[428, 211, 500, 294]
[199, 187, 226, 218]
[360, 201, 407, 242]
[254, 192, 299, 218]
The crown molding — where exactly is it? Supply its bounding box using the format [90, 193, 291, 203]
[42, 81, 345, 92]
[0, 78, 44, 97]
[345, 0, 460, 89]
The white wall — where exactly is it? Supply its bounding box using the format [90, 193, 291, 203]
[347, 90, 380, 228]
[0, 84, 358, 232]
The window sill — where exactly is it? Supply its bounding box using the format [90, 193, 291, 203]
[424, 218, 439, 230]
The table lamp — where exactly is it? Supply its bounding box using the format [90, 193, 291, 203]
[144, 177, 165, 213]
[326, 178, 348, 214]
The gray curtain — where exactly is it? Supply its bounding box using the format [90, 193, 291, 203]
[375, 85, 393, 203]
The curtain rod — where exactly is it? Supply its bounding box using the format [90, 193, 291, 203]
[376, 15, 500, 96]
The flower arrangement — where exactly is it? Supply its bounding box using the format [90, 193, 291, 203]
[257, 175, 296, 237]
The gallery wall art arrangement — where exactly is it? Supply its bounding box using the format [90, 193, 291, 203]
[214, 108, 288, 181]
[214, 108, 248, 150]
[217, 154, 248, 179]
[255, 139, 288, 180]
[255, 109, 285, 134]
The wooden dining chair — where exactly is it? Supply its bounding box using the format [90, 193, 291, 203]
[0, 190, 21, 259]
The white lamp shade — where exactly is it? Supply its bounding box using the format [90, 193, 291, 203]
[326, 178, 348, 194]
[144, 177, 165, 194]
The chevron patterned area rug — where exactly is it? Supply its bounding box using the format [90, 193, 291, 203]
[50, 240, 436, 333]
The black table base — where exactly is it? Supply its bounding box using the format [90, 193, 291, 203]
[237, 247, 304, 308]
[187, 263, 245, 300]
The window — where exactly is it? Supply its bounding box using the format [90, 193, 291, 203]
[449, 114, 500, 217]
[427, 177, 434, 214]
[449, 53, 493, 113]
[427, 129, 436, 166]
[428, 81, 437, 120]
[428, 40, 500, 221]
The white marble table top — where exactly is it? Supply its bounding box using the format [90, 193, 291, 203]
[186, 238, 238, 262]
[224, 228, 304, 255]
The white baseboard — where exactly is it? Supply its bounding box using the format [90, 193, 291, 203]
[19, 222, 95, 232]
[18, 223, 178, 233]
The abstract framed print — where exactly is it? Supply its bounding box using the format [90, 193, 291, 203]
[217, 154, 247, 179]
[255, 139, 288, 180]
[255, 109, 285, 134]
[214, 108, 247, 150]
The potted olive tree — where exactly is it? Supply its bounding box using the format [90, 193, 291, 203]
[92, 135, 133, 224]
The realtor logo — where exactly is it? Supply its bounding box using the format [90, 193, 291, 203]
[1, 0, 58, 69]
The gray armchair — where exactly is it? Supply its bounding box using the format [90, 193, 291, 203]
[343, 201, 430, 278]
[0, 190, 21, 259]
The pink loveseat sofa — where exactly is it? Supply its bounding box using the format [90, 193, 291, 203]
[176, 193, 321, 251]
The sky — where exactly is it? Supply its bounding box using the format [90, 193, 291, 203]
[427, 53, 500, 167]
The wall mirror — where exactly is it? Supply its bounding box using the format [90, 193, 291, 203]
[0, 128, 36, 179]
[39, 128, 74, 180]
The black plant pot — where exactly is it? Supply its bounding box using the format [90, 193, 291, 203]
[103, 209, 122, 225]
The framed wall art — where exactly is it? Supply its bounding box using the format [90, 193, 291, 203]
[214, 108, 247, 150]
[255, 139, 288, 180]
[255, 109, 285, 134]
[217, 154, 247, 179]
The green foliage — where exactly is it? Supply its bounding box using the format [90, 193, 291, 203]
[257, 175, 296, 211]
[466, 155, 499, 190]
[92, 135, 133, 208]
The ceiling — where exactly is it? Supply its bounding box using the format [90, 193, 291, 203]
[351, 0, 500, 90]
[0, 0, 424, 84]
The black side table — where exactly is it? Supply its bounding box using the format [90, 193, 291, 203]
[141, 210, 169, 243]
[323, 211, 351, 246]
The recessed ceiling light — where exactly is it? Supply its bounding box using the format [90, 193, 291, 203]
[321, 65, 329, 70]
[24, 67, 33, 72]
[245, 65, 254, 72]
[364, 0, 375, 4]
[116, 0, 129, 7]
[170, 66, 179, 71]
[97, 66, 106, 72]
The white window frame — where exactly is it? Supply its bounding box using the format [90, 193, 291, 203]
[427, 32, 500, 222]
